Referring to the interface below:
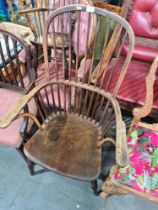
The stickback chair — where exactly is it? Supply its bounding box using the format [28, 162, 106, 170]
[35, 4, 134, 111]
[102, 56, 158, 203]
[0, 28, 37, 174]
[0, 4, 134, 194]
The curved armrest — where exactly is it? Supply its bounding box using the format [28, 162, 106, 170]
[0, 82, 45, 128]
[108, 95, 128, 167]
[133, 55, 158, 119]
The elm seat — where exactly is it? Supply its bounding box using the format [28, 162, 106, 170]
[24, 113, 101, 180]
[0, 88, 36, 148]
[103, 57, 158, 110]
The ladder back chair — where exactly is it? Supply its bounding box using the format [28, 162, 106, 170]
[0, 4, 133, 195]
[0, 28, 37, 174]
[102, 56, 158, 203]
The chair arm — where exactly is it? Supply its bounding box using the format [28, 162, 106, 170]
[0, 82, 45, 128]
[108, 96, 128, 167]
[19, 8, 42, 15]
[133, 55, 158, 119]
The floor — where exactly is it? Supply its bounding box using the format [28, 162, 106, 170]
[0, 116, 158, 210]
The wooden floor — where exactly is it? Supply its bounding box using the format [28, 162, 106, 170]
[0, 116, 158, 210]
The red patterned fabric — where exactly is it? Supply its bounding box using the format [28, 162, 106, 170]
[114, 126, 158, 196]
[102, 57, 158, 110]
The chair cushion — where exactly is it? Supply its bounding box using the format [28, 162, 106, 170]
[129, 0, 158, 39]
[24, 113, 101, 180]
[114, 126, 158, 196]
[122, 43, 158, 62]
[102, 57, 158, 110]
[0, 88, 37, 148]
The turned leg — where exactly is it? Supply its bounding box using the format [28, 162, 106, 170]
[27, 158, 35, 176]
[91, 180, 99, 196]
[101, 166, 128, 197]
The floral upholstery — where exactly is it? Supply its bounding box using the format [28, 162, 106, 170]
[114, 126, 158, 196]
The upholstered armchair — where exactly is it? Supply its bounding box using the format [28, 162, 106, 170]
[102, 55, 158, 203]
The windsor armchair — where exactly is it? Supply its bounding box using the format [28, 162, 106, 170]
[0, 28, 37, 174]
[0, 4, 134, 194]
[102, 56, 158, 203]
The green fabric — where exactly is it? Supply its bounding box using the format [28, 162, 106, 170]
[95, 17, 116, 61]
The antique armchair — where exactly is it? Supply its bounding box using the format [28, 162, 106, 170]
[91, 0, 158, 117]
[0, 28, 37, 174]
[102, 56, 158, 203]
[0, 4, 134, 194]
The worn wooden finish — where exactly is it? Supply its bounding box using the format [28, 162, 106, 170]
[24, 113, 101, 180]
[102, 56, 158, 202]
